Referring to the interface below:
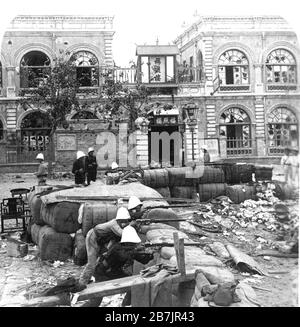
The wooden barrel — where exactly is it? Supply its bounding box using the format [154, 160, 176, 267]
[40, 202, 81, 234]
[167, 167, 195, 187]
[198, 183, 227, 202]
[199, 167, 225, 184]
[81, 202, 118, 237]
[73, 230, 87, 266]
[143, 169, 169, 188]
[31, 224, 73, 262]
[225, 184, 256, 204]
[255, 166, 273, 181]
[170, 186, 195, 199]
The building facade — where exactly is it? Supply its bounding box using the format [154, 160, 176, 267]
[0, 15, 299, 172]
[0, 15, 114, 171]
[173, 15, 300, 162]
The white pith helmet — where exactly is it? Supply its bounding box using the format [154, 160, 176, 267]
[201, 144, 208, 151]
[77, 151, 85, 159]
[121, 225, 141, 243]
[115, 207, 131, 220]
[88, 147, 94, 153]
[128, 196, 142, 210]
[111, 162, 119, 169]
[36, 153, 44, 160]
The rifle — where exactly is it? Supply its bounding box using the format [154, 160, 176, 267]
[55, 195, 198, 204]
[143, 241, 205, 248]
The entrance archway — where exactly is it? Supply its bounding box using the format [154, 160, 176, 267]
[219, 107, 253, 156]
[19, 111, 52, 162]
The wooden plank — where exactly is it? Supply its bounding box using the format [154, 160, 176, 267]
[173, 232, 186, 277]
[77, 272, 195, 302]
[22, 272, 196, 307]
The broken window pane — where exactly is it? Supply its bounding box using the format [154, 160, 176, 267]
[20, 51, 51, 88]
[71, 51, 99, 87]
[218, 49, 249, 85]
[266, 49, 296, 84]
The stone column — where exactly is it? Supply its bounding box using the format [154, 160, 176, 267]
[254, 64, 264, 93]
[203, 36, 213, 95]
[219, 136, 227, 159]
[185, 122, 199, 163]
[254, 96, 266, 156]
[104, 33, 114, 67]
[6, 67, 16, 98]
[135, 129, 149, 167]
[205, 101, 217, 137]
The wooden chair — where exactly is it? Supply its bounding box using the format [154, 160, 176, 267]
[0, 197, 26, 233]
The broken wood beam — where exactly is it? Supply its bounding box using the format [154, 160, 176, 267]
[173, 232, 186, 277]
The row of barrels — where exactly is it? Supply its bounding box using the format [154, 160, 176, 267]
[142, 163, 270, 189]
[154, 183, 257, 204]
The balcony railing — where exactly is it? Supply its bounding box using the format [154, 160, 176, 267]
[226, 138, 253, 157]
[177, 67, 204, 84]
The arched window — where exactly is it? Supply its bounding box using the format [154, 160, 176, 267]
[0, 119, 4, 140]
[0, 61, 2, 88]
[219, 107, 252, 156]
[20, 111, 52, 154]
[266, 49, 297, 90]
[20, 51, 51, 88]
[218, 49, 250, 91]
[70, 51, 99, 87]
[71, 111, 98, 120]
[267, 107, 298, 154]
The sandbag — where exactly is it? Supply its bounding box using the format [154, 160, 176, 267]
[255, 166, 273, 181]
[40, 201, 81, 233]
[160, 246, 205, 260]
[30, 224, 73, 261]
[195, 266, 235, 284]
[198, 183, 227, 202]
[170, 186, 195, 199]
[145, 208, 180, 229]
[146, 229, 190, 243]
[81, 202, 118, 237]
[199, 167, 225, 184]
[73, 230, 87, 266]
[208, 242, 231, 259]
[154, 187, 171, 198]
[140, 223, 177, 235]
[170, 253, 224, 268]
[143, 169, 169, 188]
[225, 184, 256, 204]
[29, 195, 46, 226]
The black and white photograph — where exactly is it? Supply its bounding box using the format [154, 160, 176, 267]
[0, 0, 299, 311]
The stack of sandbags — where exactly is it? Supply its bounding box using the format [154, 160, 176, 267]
[225, 184, 257, 204]
[31, 224, 73, 261]
[81, 202, 118, 236]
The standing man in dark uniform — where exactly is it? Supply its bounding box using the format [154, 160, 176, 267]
[72, 151, 87, 187]
[86, 147, 98, 185]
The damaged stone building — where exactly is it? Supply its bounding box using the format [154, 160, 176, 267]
[0, 15, 299, 172]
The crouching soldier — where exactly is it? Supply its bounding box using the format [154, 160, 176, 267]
[92, 225, 154, 306]
[105, 162, 122, 185]
[78, 207, 132, 292]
